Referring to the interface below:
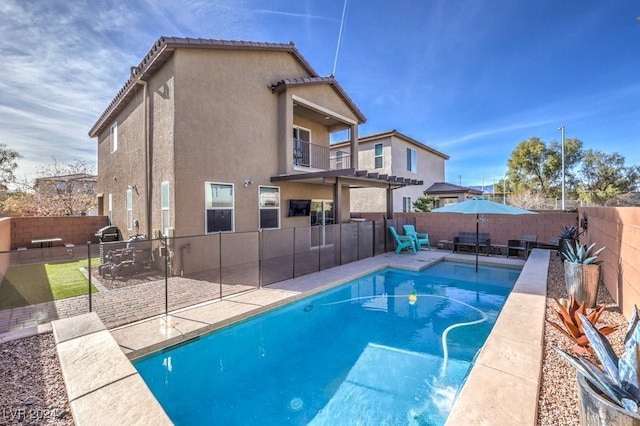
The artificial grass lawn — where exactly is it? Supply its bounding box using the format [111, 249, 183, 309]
[0, 258, 100, 310]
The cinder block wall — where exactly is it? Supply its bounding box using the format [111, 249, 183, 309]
[579, 207, 640, 318]
[395, 211, 578, 246]
[10, 216, 110, 250]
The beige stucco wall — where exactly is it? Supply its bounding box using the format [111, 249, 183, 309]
[96, 58, 176, 239]
[95, 46, 362, 240]
[171, 49, 348, 235]
[350, 135, 446, 213]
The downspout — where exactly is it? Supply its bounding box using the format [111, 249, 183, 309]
[131, 68, 151, 239]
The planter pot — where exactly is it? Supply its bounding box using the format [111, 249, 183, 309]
[564, 262, 600, 308]
[559, 237, 577, 259]
[578, 373, 640, 425]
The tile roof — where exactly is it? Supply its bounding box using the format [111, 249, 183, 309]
[89, 37, 324, 137]
[270, 77, 366, 123]
[424, 182, 483, 194]
[331, 129, 449, 159]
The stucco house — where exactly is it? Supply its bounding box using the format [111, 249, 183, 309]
[88, 37, 421, 240]
[331, 130, 448, 213]
[33, 173, 98, 216]
[423, 182, 484, 207]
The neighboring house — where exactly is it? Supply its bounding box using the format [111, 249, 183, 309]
[331, 130, 448, 213]
[33, 173, 97, 216]
[423, 182, 483, 207]
[88, 37, 421, 239]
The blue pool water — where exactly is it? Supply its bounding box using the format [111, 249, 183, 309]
[135, 261, 520, 425]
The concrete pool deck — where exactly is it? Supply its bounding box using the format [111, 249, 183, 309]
[50, 248, 548, 425]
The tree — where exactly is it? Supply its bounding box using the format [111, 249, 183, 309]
[32, 158, 97, 216]
[413, 195, 436, 212]
[0, 144, 22, 187]
[506, 136, 582, 199]
[507, 189, 547, 210]
[577, 150, 640, 206]
[5, 158, 98, 217]
[0, 191, 35, 216]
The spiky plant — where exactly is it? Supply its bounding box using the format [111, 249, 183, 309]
[546, 296, 618, 355]
[556, 306, 640, 414]
[560, 225, 581, 239]
[562, 242, 605, 265]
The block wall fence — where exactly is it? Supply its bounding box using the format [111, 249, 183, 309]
[2, 208, 640, 318]
[361, 208, 640, 319]
[579, 207, 640, 319]
[7, 216, 110, 250]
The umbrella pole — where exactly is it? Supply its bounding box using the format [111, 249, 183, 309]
[475, 213, 479, 272]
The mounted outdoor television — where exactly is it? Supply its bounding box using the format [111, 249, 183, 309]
[288, 199, 312, 217]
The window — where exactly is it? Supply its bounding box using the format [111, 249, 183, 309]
[205, 182, 234, 233]
[108, 193, 113, 223]
[335, 151, 343, 169]
[161, 181, 170, 235]
[374, 143, 383, 169]
[403, 197, 412, 212]
[259, 186, 280, 229]
[110, 122, 118, 153]
[126, 189, 133, 230]
[407, 148, 417, 173]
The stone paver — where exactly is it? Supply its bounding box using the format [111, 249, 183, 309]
[4, 248, 546, 425]
[0, 276, 253, 335]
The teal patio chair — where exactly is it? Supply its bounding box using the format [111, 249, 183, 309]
[403, 224, 431, 250]
[388, 226, 417, 254]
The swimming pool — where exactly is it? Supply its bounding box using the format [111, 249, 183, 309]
[135, 261, 520, 425]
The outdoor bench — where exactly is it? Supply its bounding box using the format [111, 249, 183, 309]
[453, 232, 491, 255]
[507, 234, 537, 259]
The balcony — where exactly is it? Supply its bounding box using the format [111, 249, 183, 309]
[293, 139, 351, 171]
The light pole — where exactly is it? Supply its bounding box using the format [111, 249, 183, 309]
[558, 126, 566, 211]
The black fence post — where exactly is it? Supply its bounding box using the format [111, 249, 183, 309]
[339, 223, 343, 265]
[218, 231, 222, 299]
[87, 241, 92, 312]
[292, 227, 296, 278]
[372, 221, 376, 257]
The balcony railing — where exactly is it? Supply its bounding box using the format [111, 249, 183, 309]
[293, 139, 351, 170]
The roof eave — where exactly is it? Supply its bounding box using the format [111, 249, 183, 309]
[89, 37, 321, 138]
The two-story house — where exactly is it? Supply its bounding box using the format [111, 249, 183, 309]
[33, 173, 98, 216]
[88, 37, 421, 240]
[331, 130, 448, 213]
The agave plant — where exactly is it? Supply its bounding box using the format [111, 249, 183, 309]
[547, 296, 618, 355]
[562, 242, 605, 265]
[556, 306, 640, 414]
[560, 225, 581, 239]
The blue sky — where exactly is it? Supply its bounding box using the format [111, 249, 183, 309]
[1, 0, 639, 187]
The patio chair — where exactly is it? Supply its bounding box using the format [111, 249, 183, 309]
[403, 224, 431, 250]
[388, 226, 417, 254]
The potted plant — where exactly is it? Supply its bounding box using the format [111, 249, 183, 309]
[546, 295, 618, 355]
[559, 225, 581, 259]
[563, 242, 605, 308]
[556, 307, 640, 425]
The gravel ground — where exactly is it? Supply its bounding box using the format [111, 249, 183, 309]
[0, 334, 72, 426]
[537, 254, 628, 425]
[0, 254, 630, 425]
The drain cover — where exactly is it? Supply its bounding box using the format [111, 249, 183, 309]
[289, 397, 304, 411]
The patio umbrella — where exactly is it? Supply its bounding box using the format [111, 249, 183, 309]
[431, 197, 537, 271]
